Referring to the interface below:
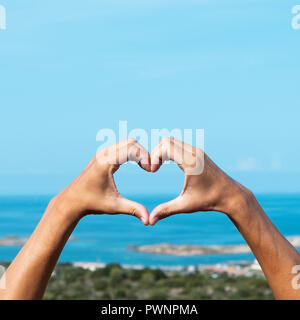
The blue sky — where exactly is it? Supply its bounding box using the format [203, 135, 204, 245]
[0, 0, 299, 195]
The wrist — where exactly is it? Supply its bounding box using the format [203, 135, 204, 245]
[222, 183, 257, 219]
[47, 191, 86, 223]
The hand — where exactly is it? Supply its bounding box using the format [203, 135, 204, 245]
[55, 139, 151, 225]
[149, 137, 250, 225]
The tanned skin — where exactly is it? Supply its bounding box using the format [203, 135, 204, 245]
[0, 139, 151, 300]
[0, 137, 299, 299]
[149, 137, 300, 300]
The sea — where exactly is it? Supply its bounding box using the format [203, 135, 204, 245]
[0, 193, 300, 267]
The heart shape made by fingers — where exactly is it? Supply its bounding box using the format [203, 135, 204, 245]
[114, 137, 204, 226]
[112, 137, 226, 227]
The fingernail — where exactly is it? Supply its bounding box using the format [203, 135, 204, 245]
[141, 217, 147, 225]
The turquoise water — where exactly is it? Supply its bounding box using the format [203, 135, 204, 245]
[0, 194, 300, 267]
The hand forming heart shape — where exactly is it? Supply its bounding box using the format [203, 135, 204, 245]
[59, 138, 247, 227]
[148, 137, 246, 226]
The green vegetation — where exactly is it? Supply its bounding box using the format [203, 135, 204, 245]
[41, 263, 273, 300]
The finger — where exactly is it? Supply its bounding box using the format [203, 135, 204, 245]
[149, 196, 186, 226]
[150, 137, 184, 172]
[117, 196, 150, 226]
[128, 141, 151, 172]
[117, 139, 151, 172]
[172, 138, 204, 175]
[151, 138, 203, 175]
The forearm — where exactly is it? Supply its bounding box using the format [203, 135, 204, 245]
[228, 191, 300, 299]
[0, 196, 81, 300]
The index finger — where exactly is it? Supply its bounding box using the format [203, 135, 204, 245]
[151, 137, 190, 171]
[110, 139, 152, 172]
[151, 137, 204, 175]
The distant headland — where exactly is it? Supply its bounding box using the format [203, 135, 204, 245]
[128, 236, 300, 256]
[0, 235, 76, 246]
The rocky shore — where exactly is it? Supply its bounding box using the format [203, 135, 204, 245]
[128, 236, 300, 256]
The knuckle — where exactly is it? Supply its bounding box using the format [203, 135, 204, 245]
[127, 138, 137, 145]
[95, 152, 107, 167]
[129, 207, 137, 217]
[128, 144, 139, 159]
[160, 138, 172, 154]
[161, 137, 171, 145]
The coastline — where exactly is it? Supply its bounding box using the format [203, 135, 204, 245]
[2, 235, 300, 258]
[0, 235, 76, 246]
[72, 259, 263, 277]
[127, 236, 300, 256]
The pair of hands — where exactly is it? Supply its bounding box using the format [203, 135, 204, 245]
[3, 138, 299, 301]
[56, 138, 248, 226]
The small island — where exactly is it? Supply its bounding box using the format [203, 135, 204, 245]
[128, 236, 300, 256]
[0, 235, 77, 246]
[0, 235, 27, 246]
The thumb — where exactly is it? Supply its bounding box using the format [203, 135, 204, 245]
[150, 197, 185, 226]
[117, 197, 149, 226]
